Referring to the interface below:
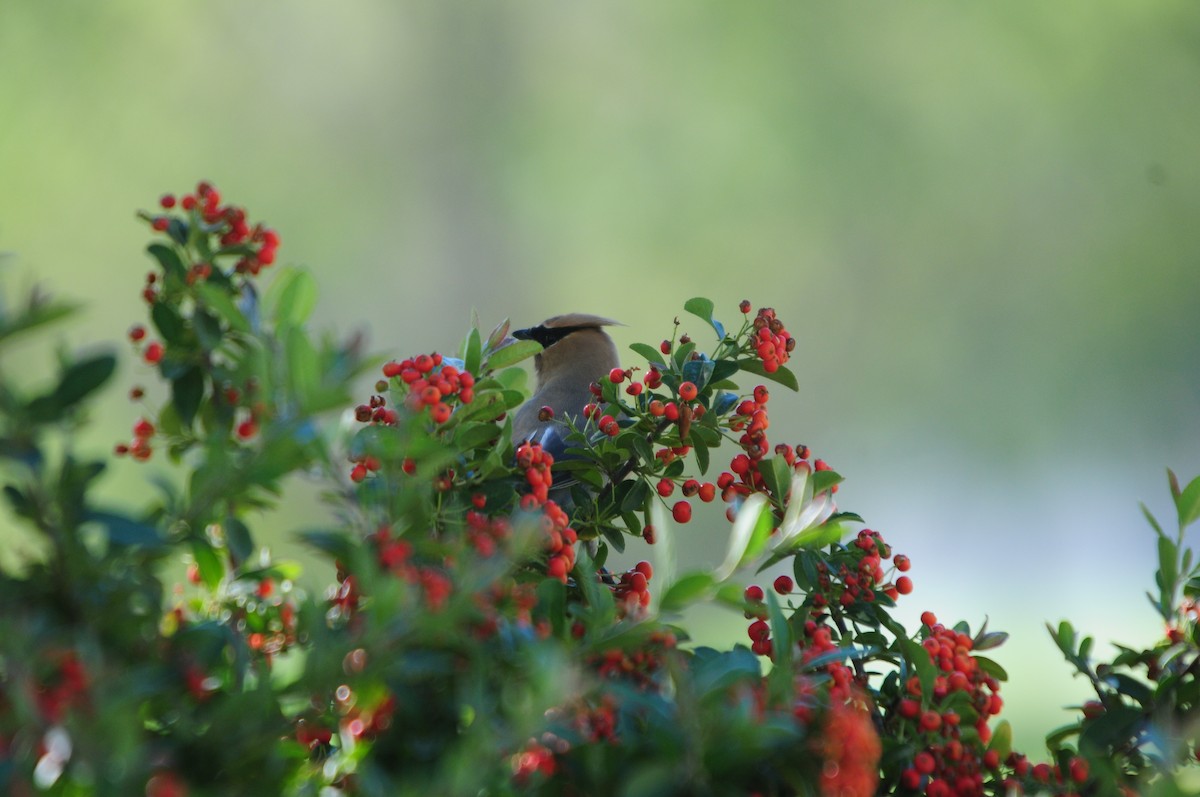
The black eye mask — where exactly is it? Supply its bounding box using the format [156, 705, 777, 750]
[511, 324, 592, 348]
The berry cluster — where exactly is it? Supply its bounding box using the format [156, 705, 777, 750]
[151, 181, 281, 277]
[811, 528, 908, 610]
[894, 612, 1007, 796]
[588, 630, 677, 692]
[610, 560, 654, 616]
[114, 415, 156, 461]
[515, 440, 580, 584]
[655, 476, 716, 527]
[748, 306, 794, 374]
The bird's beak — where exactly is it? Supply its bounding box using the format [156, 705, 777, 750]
[511, 327, 534, 341]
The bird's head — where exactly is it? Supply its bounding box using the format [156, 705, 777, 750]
[512, 313, 621, 385]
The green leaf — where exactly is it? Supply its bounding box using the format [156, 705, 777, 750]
[620, 479, 650, 513]
[151, 302, 187, 345]
[286, 326, 320, 409]
[757, 456, 792, 504]
[1176, 474, 1200, 530]
[810, 469, 844, 495]
[55, 354, 117, 408]
[766, 592, 793, 697]
[630, 342, 667, 367]
[191, 540, 225, 590]
[225, 517, 254, 568]
[683, 297, 726, 340]
[147, 242, 186, 283]
[1141, 502, 1164, 536]
[463, 327, 483, 375]
[485, 339, 542, 370]
[536, 578, 566, 638]
[660, 571, 716, 613]
[974, 655, 1009, 681]
[901, 636, 937, 700]
[736, 358, 800, 391]
[171, 367, 205, 429]
[988, 720, 1014, 758]
[86, 510, 164, 549]
[195, 283, 250, 333]
[693, 440, 710, 475]
[267, 267, 317, 327]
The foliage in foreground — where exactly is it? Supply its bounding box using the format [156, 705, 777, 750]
[1, 183, 1199, 796]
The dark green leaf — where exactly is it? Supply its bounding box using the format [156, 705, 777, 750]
[54, 354, 117, 409]
[693, 440, 710, 475]
[86, 510, 164, 549]
[225, 517, 254, 568]
[147, 243, 186, 282]
[193, 308, 223, 352]
[171, 367, 205, 429]
[810, 469, 844, 495]
[151, 302, 187, 345]
[620, 479, 650, 513]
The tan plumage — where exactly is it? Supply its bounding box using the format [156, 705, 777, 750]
[510, 313, 620, 457]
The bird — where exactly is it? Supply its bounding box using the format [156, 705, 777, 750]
[510, 313, 620, 462]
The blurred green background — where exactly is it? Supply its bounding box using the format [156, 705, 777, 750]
[2, 1, 1198, 752]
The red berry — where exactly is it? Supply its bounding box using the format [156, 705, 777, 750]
[656, 478, 674, 497]
[894, 554, 911, 572]
[144, 342, 164, 364]
[537, 405, 555, 422]
[660, 340, 671, 355]
[895, 575, 913, 595]
[698, 482, 716, 502]
[159, 194, 177, 209]
[634, 560, 653, 579]
[237, 419, 257, 439]
[744, 585, 764, 603]
[648, 400, 665, 417]
[920, 611, 938, 627]
[739, 300, 751, 314]
[914, 751, 936, 775]
[133, 418, 155, 438]
[608, 367, 625, 384]
[350, 463, 368, 483]
[671, 500, 692, 524]
[151, 217, 170, 232]
[773, 575, 793, 595]
[678, 381, 698, 402]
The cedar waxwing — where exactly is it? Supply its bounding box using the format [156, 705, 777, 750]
[510, 313, 620, 461]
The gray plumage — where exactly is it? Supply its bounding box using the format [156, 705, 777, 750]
[510, 313, 620, 461]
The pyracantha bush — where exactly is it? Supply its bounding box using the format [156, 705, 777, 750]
[0, 183, 1198, 796]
